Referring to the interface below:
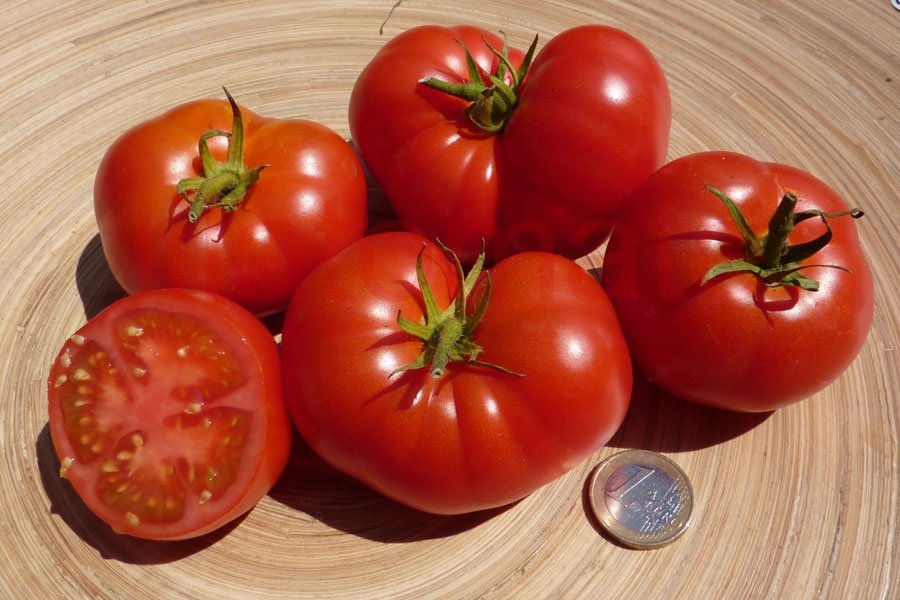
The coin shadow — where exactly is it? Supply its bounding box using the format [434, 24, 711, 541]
[267, 431, 512, 543]
[607, 364, 774, 453]
[36, 424, 234, 564]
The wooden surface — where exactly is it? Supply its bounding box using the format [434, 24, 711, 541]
[1, 1, 898, 598]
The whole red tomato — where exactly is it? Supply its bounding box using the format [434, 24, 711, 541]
[281, 232, 632, 515]
[349, 24, 670, 264]
[601, 151, 874, 412]
[94, 90, 368, 317]
[47, 288, 292, 540]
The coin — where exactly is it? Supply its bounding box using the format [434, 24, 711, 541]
[588, 449, 693, 549]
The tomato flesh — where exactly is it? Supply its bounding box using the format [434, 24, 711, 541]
[48, 289, 290, 539]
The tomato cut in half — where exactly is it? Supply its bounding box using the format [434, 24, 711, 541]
[47, 288, 291, 540]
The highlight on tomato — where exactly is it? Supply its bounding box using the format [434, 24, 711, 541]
[46, 288, 292, 540]
[94, 89, 368, 317]
[281, 231, 632, 515]
[349, 24, 671, 264]
[601, 151, 874, 412]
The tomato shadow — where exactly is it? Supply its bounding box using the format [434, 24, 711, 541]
[606, 364, 773, 453]
[36, 424, 237, 564]
[267, 431, 511, 543]
[75, 234, 127, 320]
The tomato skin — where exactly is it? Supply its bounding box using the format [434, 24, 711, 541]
[600, 151, 875, 412]
[47, 288, 292, 540]
[349, 24, 670, 264]
[94, 98, 368, 317]
[281, 232, 632, 514]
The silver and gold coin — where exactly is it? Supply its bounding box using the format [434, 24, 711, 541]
[588, 449, 694, 549]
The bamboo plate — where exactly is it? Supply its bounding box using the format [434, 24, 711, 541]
[1, 1, 898, 598]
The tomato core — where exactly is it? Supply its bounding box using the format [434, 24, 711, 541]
[393, 242, 523, 379]
[176, 88, 268, 222]
[419, 34, 538, 133]
[702, 185, 864, 290]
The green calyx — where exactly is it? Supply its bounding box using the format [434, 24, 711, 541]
[177, 88, 268, 223]
[702, 185, 864, 291]
[419, 33, 539, 133]
[392, 242, 524, 380]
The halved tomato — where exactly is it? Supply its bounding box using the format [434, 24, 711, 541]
[47, 288, 291, 540]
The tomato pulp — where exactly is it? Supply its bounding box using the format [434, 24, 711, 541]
[47, 289, 292, 539]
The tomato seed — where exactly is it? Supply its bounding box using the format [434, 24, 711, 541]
[125, 512, 140, 527]
[59, 457, 74, 478]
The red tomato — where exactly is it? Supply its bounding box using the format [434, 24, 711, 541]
[47, 289, 292, 540]
[281, 232, 632, 514]
[349, 24, 670, 264]
[94, 90, 368, 317]
[601, 151, 874, 412]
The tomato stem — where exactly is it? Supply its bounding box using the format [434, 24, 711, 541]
[177, 88, 269, 222]
[392, 242, 523, 379]
[419, 33, 538, 133]
[702, 185, 863, 290]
